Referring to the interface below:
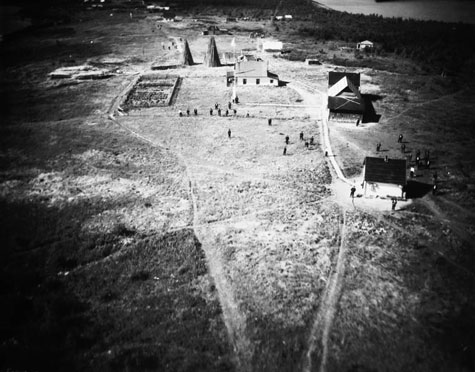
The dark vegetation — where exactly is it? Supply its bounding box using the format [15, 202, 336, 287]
[0, 122, 234, 371]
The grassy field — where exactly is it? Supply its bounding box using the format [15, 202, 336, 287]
[1, 2, 474, 372]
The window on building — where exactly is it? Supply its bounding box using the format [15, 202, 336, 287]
[256, 78, 260, 85]
[243, 78, 247, 85]
[270, 79, 273, 84]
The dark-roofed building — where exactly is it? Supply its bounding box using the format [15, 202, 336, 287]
[328, 72, 360, 87]
[327, 72, 364, 123]
[363, 156, 407, 198]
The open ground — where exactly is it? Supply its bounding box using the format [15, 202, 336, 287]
[1, 4, 474, 372]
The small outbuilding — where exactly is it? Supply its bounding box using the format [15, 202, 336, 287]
[262, 41, 283, 52]
[357, 40, 374, 51]
[363, 157, 407, 199]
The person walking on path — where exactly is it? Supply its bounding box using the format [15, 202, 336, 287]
[376, 143, 381, 152]
[392, 198, 398, 210]
[398, 134, 403, 143]
[300, 131, 304, 141]
[268, 118, 272, 126]
[186, 108, 190, 116]
[350, 185, 356, 198]
[228, 129, 231, 138]
[210, 108, 213, 116]
[285, 135, 289, 145]
[283, 146, 287, 156]
[194, 108, 198, 116]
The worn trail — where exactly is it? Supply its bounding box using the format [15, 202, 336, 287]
[304, 208, 348, 372]
[110, 116, 253, 371]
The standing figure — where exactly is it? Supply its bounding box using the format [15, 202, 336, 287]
[179, 110, 183, 117]
[410, 166, 415, 178]
[398, 134, 403, 143]
[300, 132, 304, 141]
[225, 109, 229, 117]
[218, 108, 221, 116]
[376, 143, 381, 152]
[186, 108, 190, 116]
[228, 101, 232, 110]
[392, 198, 398, 210]
[401, 143, 406, 153]
[210, 108, 213, 116]
[285, 135, 289, 145]
[228, 129, 231, 138]
[233, 109, 237, 115]
[350, 186, 356, 198]
[283, 146, 287, 156]
[194, 108, 198, 116]
[305, 141, 309, 149]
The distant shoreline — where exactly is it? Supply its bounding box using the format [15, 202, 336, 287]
[311, 0, 475, 24]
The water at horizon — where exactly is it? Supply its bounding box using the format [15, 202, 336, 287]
[313, 0, 475, 24]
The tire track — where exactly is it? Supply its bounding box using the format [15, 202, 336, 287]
[109, 115, 253, 371]
[304, 208, 348, 372]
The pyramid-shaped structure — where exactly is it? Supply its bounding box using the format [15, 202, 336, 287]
[182, 39, 194, 66]
[204, 37, 221, 67]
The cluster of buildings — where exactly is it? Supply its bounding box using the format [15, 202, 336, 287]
[327, 71, 406, 200]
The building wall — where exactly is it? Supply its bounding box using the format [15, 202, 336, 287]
[364, 181, 404, 198]
[235, 77, 278, 86]
[328, 111, 362, 124]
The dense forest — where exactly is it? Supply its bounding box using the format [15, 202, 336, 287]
[296, 6, 475, 74]
[7, 0, 475, 75]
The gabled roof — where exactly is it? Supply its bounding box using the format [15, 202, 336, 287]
[235, 60, 267, 77]
[328, 96, 364, 113]
[233, 60, 278, 80]
[328, 76, 364, 113]
[328, 76, 361, 98]
[359, 40, 373, 45]
[328, 71, 360, 87]
[364, 157, 407, 185]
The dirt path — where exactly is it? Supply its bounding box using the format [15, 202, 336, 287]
[303, 208, 348, 372]
[288, 83, 351, 186]
[109, 115, 253, 371]
[384, 88, 467, 123]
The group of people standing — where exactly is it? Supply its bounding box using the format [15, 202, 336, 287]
[283, 131, 315, 156]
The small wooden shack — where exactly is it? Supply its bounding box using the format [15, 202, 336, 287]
[363, 157, 407, 199]
[357, 40, 374, 51]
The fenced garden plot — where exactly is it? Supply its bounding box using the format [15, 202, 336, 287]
[123, 74, 179, 110]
